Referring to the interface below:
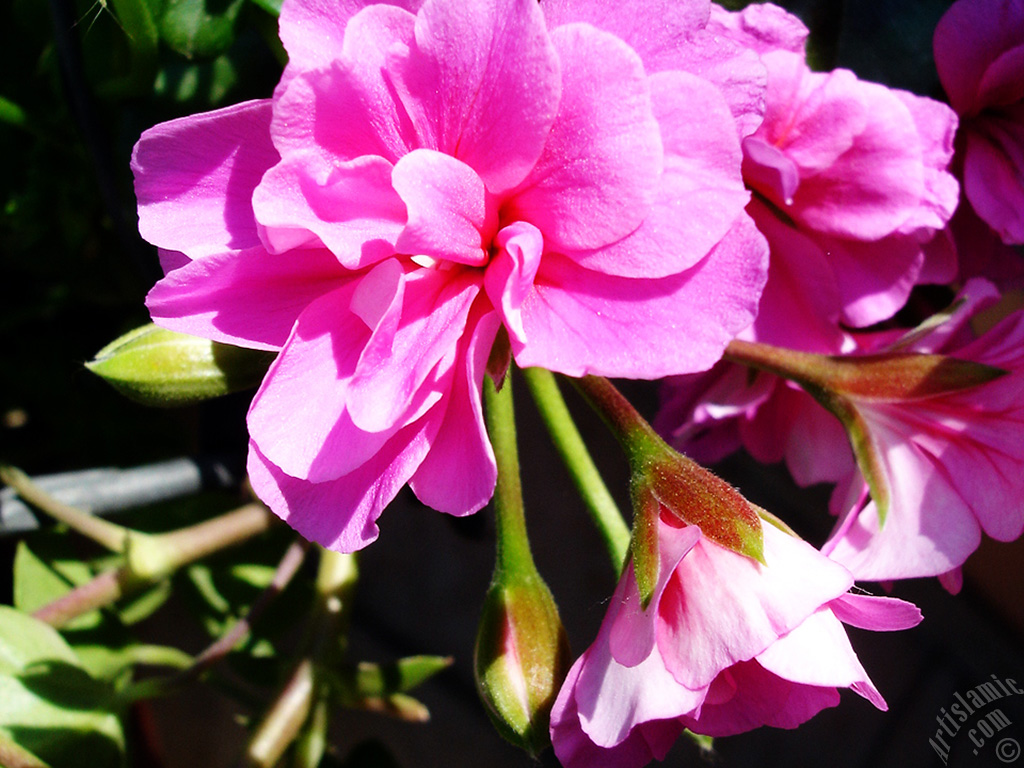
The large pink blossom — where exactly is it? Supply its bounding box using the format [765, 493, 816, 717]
[935, 0, 1024, 245]
[549, 515, 921, 768]
[710, 3, 959, 350]
[131, 0, 768, 551]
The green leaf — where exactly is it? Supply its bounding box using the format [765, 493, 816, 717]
[158, 0, 247, 59]
[0, 607, 125, 768]
[627, 483, 662, 609]
[13, 541, 100, 631]
[352, 656, 452, 699]
[87, 324, 273, 407]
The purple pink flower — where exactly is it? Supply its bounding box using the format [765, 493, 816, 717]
[934, 0, 1024, 245]
[131, 0, 768, 550]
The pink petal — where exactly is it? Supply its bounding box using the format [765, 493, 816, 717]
[540, 0, 710, 67]
[271, 6, 418, 166]
[754, 608, 885, 710]
[392, 150, 492, 266]
[608, 522, 702, 667]
[505, 23, 662, 251]
[484, 222, 544, 345]
[277, 0, 422, 87]
[963, 114, 1024, 244]
[133, 100, 277, 259]
[513, 215, 767, 378]
[253, 154, 406, 268]
[146, 246, 352, 350]
[681, 660, 840, 737]
[933, 0, 1024, 115]
[828, 593, 923, 632]
[408, 307, 499, 515]
[346, 267, 481, 433]
[977, 44, 1024, 109]
[656, 524, 853, 691]
[549, 656, 678, 768]
[389, 0, 561, 194]
[246, 421, 433, 553]
[706, 2, 809, 56]
[561, 69, 750, 278]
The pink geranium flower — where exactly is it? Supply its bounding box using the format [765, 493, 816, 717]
[711, 3, 960, 350]
[823, 281, 1024, 583]
[131, 0, 768, 551]
[659, 280, 1024, 586]
[549, 515, 921, 768]
[935, 0, 1024, 244]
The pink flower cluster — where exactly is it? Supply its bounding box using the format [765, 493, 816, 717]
[133, 0, 769, 551]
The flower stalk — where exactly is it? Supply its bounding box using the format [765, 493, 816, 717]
[521, 367, 630, 570]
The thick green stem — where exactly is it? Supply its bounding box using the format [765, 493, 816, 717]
[483, 375, 534, 575]
[246, 659, 316, 768]
[569, 376, 663, 460]
[521, 368, 629, 569]
[1, 465, 129, 552]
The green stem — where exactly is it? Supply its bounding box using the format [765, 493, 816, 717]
[569, 376, 663, 458]
[246, 659, 316, 768]
[1, 465, 130, 553]
[483, 375, 533, 575]
[521, 368, 629, 569]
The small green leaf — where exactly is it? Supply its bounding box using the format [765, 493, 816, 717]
[0, 608, 125, 768]
[87, 324, 273, 407]
[159, 0, 246, 59]
[13, 542, 100, 631]
[353, 656, 452, 699]
[819, 353, 1007, 401]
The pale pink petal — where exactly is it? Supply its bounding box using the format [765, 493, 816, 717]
[514, 215, 767, 378]
[540, 0, 710, 68]
[828, 593, 923, 632]
[246, 421, 433, 553]
[146, 246, 352, 350]
[754, 608, 885, 710]
[656, 524, 853, 691]
[681, 660, 840, 737]
[389, 0, 560, 193]
[408, 307, 500, 515]
[561, 70, 750, 278]
[505, 23, 662, 252]
[392, 150, 492, 265]
[484, 222, 544, 345]
[271, 6, 418, 165]
[608, 523, 702, 667]
[933, 0, 1024, 115]
[133, 100, 277, 259]
[346, 267, 480, 433]
[549, 656, 678, 768]
[963, 116, 1024, 244]
[253, 154, 406, 268]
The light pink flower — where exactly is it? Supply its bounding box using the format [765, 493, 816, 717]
[823, 281, 1024, 582]
[131, 0, 768, 551]
[659, 280, 1024, 585]
[549, 516, 921, 768]
[710, 3, 959, 350]
[935, 0, 1024, 244]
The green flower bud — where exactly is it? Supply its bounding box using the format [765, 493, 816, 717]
[86, 324, 273, 407]
[474, 572, 570, 756]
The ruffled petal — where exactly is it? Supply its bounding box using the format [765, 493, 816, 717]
[505, 23, 662, 252]
[514, 215, 767, 378]
[133, 100, 278, 259]
[389, 0, 561, 193]
[146, 245, 352, 350]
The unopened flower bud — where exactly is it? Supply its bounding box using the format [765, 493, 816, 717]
[474, 572, 570, 756]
